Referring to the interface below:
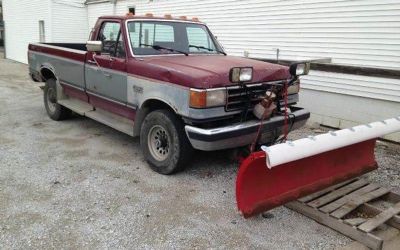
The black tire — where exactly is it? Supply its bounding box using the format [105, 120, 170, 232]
[43, 78, 71, 121]
[140, 109, 193, 175]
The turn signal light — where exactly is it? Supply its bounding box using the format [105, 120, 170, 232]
[189, 89, 207, 108]
[189, 88, 227, 108]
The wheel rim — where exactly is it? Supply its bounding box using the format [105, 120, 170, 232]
[148, 125, 171, 161]
[46, 87, 57, 114]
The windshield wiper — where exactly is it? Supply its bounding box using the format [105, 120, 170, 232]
[189, 44, 227, 56]
[140, 43, 188, 56]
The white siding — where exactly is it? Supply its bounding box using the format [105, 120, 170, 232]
[87, 1, 128, 29]
[51, 0, 89, 42]
[299, 89, 400, 141]
[3, 0, 52, 63]
[129, 0, 400, 69]
[302, 71, 400, 103]
[2, 0, 88, 63]
[88, 2, 114, 29]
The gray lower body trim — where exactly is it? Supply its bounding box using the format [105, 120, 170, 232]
[185, 108, 310, 151]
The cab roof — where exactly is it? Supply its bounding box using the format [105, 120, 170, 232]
[99, 14, 204, 24]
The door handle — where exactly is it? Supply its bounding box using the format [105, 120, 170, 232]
[88, 55, 112, 78]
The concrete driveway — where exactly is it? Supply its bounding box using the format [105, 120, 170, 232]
[0, 53, 399, 249]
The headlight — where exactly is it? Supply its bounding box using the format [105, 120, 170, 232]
[189, 88, 226, 108]
[289, 62, 310, 76]
[230, 67, 253, 83]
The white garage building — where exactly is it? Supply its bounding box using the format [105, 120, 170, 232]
[2, 0, 88, 63]
[3, 0, 400, 141]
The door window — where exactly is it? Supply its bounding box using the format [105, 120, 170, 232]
[98, 22, 125, 58]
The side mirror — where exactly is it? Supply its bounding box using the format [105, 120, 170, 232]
[86, 41, 102, 53]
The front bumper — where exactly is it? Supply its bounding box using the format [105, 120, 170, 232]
[185, 108, 310, 151]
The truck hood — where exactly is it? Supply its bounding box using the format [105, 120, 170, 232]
[135, 55, 290, 88]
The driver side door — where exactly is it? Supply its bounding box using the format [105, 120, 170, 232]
[85, 21, 128, 105]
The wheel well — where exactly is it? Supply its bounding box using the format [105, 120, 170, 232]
[40, 68, 56, 81]
[133, 99, 178, 137]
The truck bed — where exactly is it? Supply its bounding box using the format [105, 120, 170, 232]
[28, 42, 87, 91]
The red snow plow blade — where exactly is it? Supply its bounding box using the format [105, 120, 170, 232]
[236, 140, 377, 218]
[236, 117, 400, 218]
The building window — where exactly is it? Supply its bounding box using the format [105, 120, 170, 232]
[128, 7, 135, 15]
[39, 20, 45, 43]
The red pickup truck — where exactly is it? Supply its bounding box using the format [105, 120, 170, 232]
[28, 14, 310, 174]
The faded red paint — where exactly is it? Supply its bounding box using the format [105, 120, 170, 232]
[88, 93, 136, 120]
[127, 55, 289, 89]
[61, 83, 88, 102]
[236, 139, 378, 218]
[29, 44, 86, 62]
[61, 83, 134, 121]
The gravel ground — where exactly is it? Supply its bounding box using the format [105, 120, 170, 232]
[0, 54, 399, 249]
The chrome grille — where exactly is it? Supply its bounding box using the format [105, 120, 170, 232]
[225, 81, 284, 111]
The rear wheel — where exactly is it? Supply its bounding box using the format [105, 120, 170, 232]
[140, 109, 193, 175]
[43, 78, 71, 121]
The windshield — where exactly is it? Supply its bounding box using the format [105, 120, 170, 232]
[127, 21, 222, 56]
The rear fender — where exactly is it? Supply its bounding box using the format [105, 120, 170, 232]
[40, 64, 57, 81]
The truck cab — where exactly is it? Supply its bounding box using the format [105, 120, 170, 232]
[28, 14, 310, 174]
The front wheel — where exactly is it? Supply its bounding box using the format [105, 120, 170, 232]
[43, 78, 71, 121]
[140, 110, 193, 175]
